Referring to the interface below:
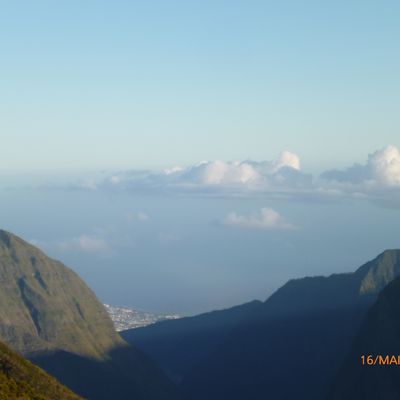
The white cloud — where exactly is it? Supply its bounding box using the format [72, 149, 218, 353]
[63, 145, 400, 206]
[96, 151, 311, 195]
[271, 150, 301, 172]
[188, 160, 260, 185]
[163, 166, 184, 175]
[321, 145, 400, 188]
[369, 145, 400, 186]
[175, 151, 303, 187]
[57, 235, 110, 253]
[223, 207, 297, 230]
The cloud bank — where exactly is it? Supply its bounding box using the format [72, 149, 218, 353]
[97, 151, 312, 195]
[68, 145, 400, 205]
[322, 145, 400, 188]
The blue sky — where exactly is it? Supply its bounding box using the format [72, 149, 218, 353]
[2, 1, 400, 314]
[2, 1, 400, 171]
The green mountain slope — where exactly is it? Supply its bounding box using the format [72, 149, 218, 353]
[0, 230, 184, 400]
[329, 276, 400, 400]
[0, 339, 81, 400]
[0, 229, 123, 358]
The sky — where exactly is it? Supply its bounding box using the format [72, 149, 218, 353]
[2, 0, 400, 171]
[1, 1, 400, 314]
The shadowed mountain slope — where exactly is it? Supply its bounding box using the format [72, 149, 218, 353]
[122, 300, 262, 383]
[0, 230, 184, 400]
[329, 276, 400, 400]
[261, 249, 400, 317]
[124, 250, 400, 400]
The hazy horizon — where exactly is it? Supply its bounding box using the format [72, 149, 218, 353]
[2, 146, 400, 315]
[2, 1, 400, 314]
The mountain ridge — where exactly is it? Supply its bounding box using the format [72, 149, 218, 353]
[0, 229, 123, 359]
[124, 249, 400, 400]
[0, 229, 185, 400]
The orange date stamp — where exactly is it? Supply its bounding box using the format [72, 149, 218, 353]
[361, 355, 400, 366]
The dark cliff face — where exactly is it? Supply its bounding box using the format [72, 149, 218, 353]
[0, 230, 185, 400]
[122, 299, 263, 383]
[125, 249, 400, 400]
[329, 276, 400, 400]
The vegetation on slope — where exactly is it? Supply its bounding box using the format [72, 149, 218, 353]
[0, 230, 184, 400]
[0, 340, 81, 400]
[0, 229, 123, 359]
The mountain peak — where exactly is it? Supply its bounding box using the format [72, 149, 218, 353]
[356, 249, 400, 295]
